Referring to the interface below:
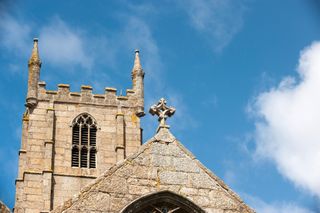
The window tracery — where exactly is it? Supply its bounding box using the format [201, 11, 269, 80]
[122, 191, 204, 213]
[71, 113, 97, 168]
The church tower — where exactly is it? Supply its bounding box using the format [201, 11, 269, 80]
[14, 39, 145, 213]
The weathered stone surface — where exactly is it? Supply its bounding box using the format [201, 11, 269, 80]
[51, 132, 255, 213]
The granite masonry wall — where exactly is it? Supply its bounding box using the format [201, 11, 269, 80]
[51, 135, 255, 213]
[14, 83, 143, 213]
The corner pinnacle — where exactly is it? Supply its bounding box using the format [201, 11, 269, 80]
[28, 38, 41, 66]
[133, 49, 142, 71]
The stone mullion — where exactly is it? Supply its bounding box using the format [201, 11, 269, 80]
[79, 124, 82, 167]
[87, 125, 90, 168]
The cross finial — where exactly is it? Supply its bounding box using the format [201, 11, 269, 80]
[149, 98, 175, 127]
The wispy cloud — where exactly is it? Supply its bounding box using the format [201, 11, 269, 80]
[0, 14, 94, 72]
[249, 41, 320, 197]
[107, 5, 199, 137]
[223, 169, 237, 186]
[118, 14, 197, 137]
[121, 16, 163, 85]
[201, 94, 218, 108]
[0, 14, 31, 56]
[179, 0, 248, 52]
[39, 17, 93, 70]
[167, 93, 199, 131]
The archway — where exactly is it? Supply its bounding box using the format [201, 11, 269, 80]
[121, 191, 205, 213]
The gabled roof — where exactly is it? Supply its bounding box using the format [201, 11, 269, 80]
[51, 126, 255, 213]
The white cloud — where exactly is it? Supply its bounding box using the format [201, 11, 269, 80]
[201, 95, 218, 108]
[223, 169, 237, 186]
[121, 16, 163, 84]
[179, 0, 247, 51]
[39, 17, 93, 70]
[0, 14, 31, 56]
[167, 93, 198, 131]
[112, 13, 198, 138]
[0, 15, 93, 71]
[250, 42, 320, 197]
[245, 194, 314, 213]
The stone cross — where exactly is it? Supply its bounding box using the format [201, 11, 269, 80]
[149, 98, 176, 127]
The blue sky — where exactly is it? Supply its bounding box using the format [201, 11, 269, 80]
[1, 0, 320, 212]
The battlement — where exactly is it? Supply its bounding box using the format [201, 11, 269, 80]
[38, 81, 138, 108]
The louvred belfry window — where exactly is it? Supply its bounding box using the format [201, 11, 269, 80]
[71, 114, 97, 168]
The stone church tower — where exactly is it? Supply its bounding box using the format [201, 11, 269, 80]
[14, 39, 145, 213]
[14, 39, 255, 213]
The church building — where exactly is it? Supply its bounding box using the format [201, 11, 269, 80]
[12, 39, 255, 213]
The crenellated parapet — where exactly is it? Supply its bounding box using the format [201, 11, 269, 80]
[37, 82, 140, 110]
[24, 39, 145, 118]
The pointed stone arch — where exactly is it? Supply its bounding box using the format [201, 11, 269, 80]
[121, 191, 205, 213]
[71, 113, 97, 168]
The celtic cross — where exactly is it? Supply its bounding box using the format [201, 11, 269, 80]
[149, 98, 176, 127]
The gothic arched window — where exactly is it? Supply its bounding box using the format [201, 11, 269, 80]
[71, 113, 97, 168]
[121, 191, 205, 213]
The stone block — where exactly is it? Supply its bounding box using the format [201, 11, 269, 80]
[116, 165, 157, 180]
[151, 154, 172, 167]
[99, 176, 128, 194]
[189, 172, 216, 189]
[150, 142, 185, 157]
[27, 181, 41, 188]
[179, 187, 199, 195]
[159, 171, 188, 185]
[26, 208, 40, 213]
[127, 178, 157, 187]
[25, 187, 42, 194]
[128, 184, 151, 195]
[26, 194, 42, 201]
[30, 145, 41, 151]
[29, 158, 43, 165]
